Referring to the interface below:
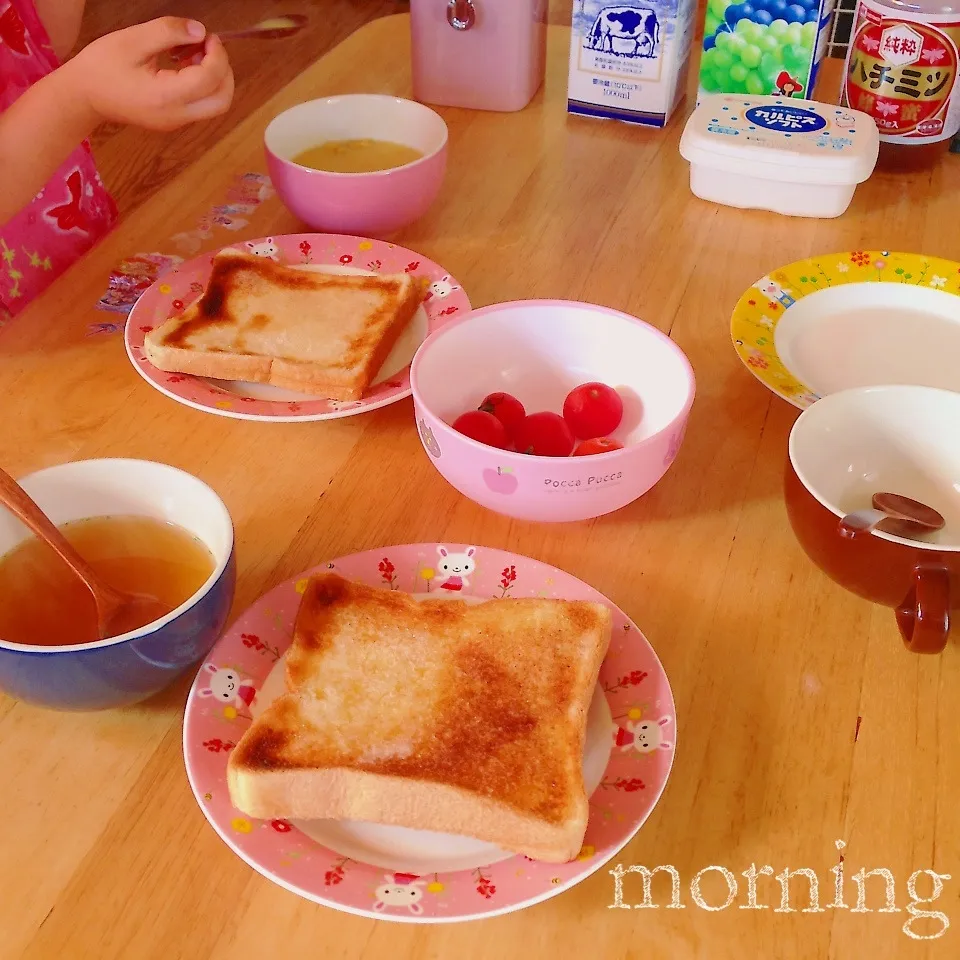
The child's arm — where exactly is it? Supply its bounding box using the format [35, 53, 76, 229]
[33, 0, 87, 59]
[0, 18, 233, 224]
[0, 67, 98, 223]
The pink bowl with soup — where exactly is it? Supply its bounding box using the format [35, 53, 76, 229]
[264, 94, 448, 237]
[410, 300, 696, 523]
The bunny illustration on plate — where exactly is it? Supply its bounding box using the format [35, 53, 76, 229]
[754, 275, 795, 309]
[613, 716, 673, 754]
[426, 275, 460, 300]
[373, 873, 425, 914]
[436, 545, 476, 591]
[244, 237, 280, 260]
[196, 663, 257, 708]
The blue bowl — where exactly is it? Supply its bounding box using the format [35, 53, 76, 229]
[0, 459, 235, 711]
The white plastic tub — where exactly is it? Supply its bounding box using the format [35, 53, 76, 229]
[679, 95, 879, 219]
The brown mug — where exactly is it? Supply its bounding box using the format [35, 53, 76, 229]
[784, 385, 960, 655]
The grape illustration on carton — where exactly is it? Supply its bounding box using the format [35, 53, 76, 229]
[698, 0, 834, 101]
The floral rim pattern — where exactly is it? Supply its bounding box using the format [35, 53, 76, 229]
[730, 250, 960, 409]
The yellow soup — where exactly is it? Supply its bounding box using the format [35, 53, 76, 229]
[0, 515, 214, 646]
[292, 139, 424, 174]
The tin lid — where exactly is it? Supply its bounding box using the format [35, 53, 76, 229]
[866, 0, 960, 18]
[679, 95, 880, 185]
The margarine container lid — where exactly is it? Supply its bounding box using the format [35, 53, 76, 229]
[679, 95, 880, 186]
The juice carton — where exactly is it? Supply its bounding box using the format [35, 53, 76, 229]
[698, 0, 836, 102]
[568, 0, 697, 127]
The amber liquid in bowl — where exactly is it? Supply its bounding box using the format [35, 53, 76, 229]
[0, 515, 215, 646]
[292, 138, 423, 173]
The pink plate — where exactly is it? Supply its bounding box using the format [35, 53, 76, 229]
[183, 544, 677, 923]
[124, 234, 470, 422]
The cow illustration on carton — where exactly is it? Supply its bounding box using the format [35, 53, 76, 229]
[585, 5, 659, 59]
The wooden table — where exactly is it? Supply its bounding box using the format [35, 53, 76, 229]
[3, 15, 959, 960]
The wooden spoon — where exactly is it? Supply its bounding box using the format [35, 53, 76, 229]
[0, 467, 168, 640]
[839, 491, 946, 540]
[170, 14, 308, 61]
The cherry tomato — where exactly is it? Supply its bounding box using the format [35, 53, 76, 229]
[573, 437, 624, 456]
[513, 412, 575, 457]
[562, 382, 624, 440]
[452, 410, 508, 449]
[478, 392, 526, 435]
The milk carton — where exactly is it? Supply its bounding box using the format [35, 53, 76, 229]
[567, 0, 697, 127]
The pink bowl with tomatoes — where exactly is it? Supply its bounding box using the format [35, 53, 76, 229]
[409, 300, 696, 523]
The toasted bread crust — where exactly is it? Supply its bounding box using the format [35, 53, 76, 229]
[142, 250, 421, 401]
[227, 574, 612, 862]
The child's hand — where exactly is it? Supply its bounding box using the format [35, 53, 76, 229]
[67, 18, 235, 132]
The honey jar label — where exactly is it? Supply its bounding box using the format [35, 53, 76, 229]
[842, 0, 960, 143]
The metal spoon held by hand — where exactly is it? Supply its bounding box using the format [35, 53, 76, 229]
[0, 467, 168, 640]
[839, 492, 946, 539]
[170, 14, 308, 61]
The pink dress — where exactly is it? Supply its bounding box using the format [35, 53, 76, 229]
[0, 0, 117, 323]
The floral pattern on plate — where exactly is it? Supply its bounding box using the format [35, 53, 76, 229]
[183, 544, 676, 923]
[730, 250, 960, 410]
[124, 234, 470, 422]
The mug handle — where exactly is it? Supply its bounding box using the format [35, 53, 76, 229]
[895, 564, 951, 654]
